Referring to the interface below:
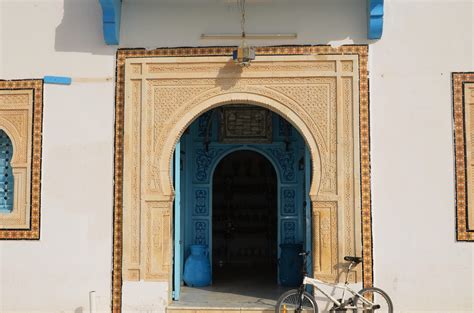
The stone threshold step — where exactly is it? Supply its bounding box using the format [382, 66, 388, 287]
[167, 307, 274, 313]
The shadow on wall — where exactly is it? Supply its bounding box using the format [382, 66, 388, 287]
[55, 0, 116, 55]
[74, 307, 84, 313]
[119, 0, 369, 48]
[55, 0, 368, 53]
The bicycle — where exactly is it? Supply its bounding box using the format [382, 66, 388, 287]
[275, 252, 393, 312]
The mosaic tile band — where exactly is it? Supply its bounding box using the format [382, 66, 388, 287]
[452, 72, 474, 242]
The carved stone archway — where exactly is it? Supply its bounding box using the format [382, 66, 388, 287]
[158, 93, 323, 201]
[113, 46, 372, 312]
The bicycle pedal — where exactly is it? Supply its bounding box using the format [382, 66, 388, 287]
[329, 302, 348, 313]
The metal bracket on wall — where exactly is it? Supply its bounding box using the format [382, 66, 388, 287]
[367, 0, 384, 39]
[98, 0, 122, 45]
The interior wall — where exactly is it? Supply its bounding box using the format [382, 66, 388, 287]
[0, 0, 473, 312]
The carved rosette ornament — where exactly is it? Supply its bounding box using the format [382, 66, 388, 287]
[114, 46, 372, 312]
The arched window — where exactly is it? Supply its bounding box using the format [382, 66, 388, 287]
[0, 130, 14, 213]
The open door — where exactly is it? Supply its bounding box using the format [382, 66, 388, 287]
[304, 146, 312, 274]
[173, 142, 182, 300]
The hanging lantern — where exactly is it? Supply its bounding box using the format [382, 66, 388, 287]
[232, 0, 255, 67]
[232, 44, 255, 67]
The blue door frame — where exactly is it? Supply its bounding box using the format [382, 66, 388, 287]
[173, 142, 182, 300]
[304, 146, 312, 274]
[173, 110, 312, 298]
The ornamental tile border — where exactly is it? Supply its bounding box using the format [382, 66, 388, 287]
[112, 45, 372, 312]
[0, 79, 44, 240]
[452, 72, 474, 241]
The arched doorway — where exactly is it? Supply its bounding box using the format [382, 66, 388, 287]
[212, 150, 278, 286]
[117, 48, 370, 313]
[173, 105, 312, 307]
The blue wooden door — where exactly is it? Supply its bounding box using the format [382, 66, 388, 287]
[177, 111, 310, 289]
[173, 142, 182, 300]
[304, 146, 312, 274]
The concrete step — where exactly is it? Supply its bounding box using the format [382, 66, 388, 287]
[166, 307, 273, 313]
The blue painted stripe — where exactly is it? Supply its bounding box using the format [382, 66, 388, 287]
[44, 76, 72, 85]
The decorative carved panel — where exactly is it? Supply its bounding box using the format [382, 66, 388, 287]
[114, 46, 372, 312]
[219, 106, 272, 143]
[143, 201, 172, 280]
[281, 219, 297, 244]
[192, 188, 209, 216]
[194, 148, 224, 183]
[453, 73, 474, 241]
[192, 220, 209, 245]
[281, 188, 297, 215]
[312, 201, 339, 282]
[0, 80, 43, 240]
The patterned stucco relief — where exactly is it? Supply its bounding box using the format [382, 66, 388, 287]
[0, 80, 43, 240]
[114, 46, 371, 312]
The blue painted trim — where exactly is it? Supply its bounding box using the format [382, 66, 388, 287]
[173, 142, 181, 300]
[43, 76, 72, 85]
[368, 0, 384, 39]
[304, 147, 312, 275]
[98, 0, 122, 45]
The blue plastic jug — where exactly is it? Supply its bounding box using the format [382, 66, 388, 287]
[183, 244, 212, 287]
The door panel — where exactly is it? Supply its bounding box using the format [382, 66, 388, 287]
[173, 142, 182, 300]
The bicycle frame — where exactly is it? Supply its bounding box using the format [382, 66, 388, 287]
[302, 276, 375, 309]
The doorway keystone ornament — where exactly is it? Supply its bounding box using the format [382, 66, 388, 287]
[113, 46, 372, 312]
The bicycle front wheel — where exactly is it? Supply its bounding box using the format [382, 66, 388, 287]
[353, 287, 393, 313]
[275, 289, 318, 313]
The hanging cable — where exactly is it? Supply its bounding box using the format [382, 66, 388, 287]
[238, 0, 246, 38]
[233, 0, 255, 66]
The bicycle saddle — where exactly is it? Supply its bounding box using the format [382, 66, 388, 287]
[344, 256, 362, 264]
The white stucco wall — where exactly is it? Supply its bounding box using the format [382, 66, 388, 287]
[0, 0, 473, 312]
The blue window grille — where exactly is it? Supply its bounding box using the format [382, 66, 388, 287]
[0, 130, 14, 213]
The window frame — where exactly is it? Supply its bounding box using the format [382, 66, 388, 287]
[0, 80, 43, 240]
[0, 129, 15, 213]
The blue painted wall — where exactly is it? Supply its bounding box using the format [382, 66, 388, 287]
[176, 109, 310, 287]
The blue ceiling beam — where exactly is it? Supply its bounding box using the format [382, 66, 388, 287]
[99, 0, 122, 45]
[368, 0, 384, 39]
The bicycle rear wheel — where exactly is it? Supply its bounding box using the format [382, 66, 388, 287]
[353, 287, 393, 313]
[275, 289, 318, 313]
